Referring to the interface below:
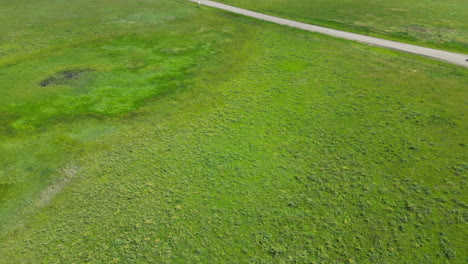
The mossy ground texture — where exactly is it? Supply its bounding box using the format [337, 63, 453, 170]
[0, 0, 467, 263]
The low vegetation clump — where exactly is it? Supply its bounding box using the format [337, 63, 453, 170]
[0, 0, 466, 263]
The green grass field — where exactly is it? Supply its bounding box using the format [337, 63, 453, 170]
[0, 0, 467, 263]
[218, 0, 468, 52]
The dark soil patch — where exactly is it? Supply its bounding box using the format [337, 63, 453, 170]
[39, 69, 93, 87]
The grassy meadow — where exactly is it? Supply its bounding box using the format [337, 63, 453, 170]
[0, 0, 467, 263]
[218, 0, 468, 52]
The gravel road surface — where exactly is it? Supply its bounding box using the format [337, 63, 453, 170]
[190, 0, 468, 68]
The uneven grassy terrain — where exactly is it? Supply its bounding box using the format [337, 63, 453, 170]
[1, 0, 467, 263]
[218, 0, 468, 52]
[0, 0, 211, 233]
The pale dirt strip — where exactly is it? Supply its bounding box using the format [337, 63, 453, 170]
[190, 0, 468, 68]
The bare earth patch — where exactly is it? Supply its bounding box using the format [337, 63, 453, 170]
[39, 69, 93, 87]
[35, 165, 79, 208]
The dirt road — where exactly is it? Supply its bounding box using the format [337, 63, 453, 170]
[190, 0, 468, 68]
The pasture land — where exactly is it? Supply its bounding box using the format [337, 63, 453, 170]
[0, 0, 467, 263]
